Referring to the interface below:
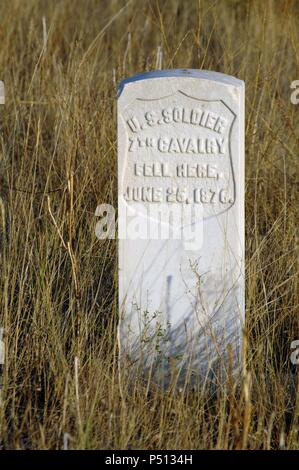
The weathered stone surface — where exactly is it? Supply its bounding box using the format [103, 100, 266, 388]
[118, 69, 245, 385]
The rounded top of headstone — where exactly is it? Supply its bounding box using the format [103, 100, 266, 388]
[118, 69, 244, 96]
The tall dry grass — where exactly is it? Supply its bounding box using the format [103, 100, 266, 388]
[0, 0, 298, 449]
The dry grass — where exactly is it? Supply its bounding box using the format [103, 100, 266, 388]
[0, 0, 298, 450]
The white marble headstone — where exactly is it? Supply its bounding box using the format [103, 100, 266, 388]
[118, 69, 244, 384]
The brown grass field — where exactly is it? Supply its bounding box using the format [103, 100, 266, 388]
[0, 0, 298, 450]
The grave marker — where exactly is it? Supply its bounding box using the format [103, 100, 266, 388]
[118, 70, 244, 384]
